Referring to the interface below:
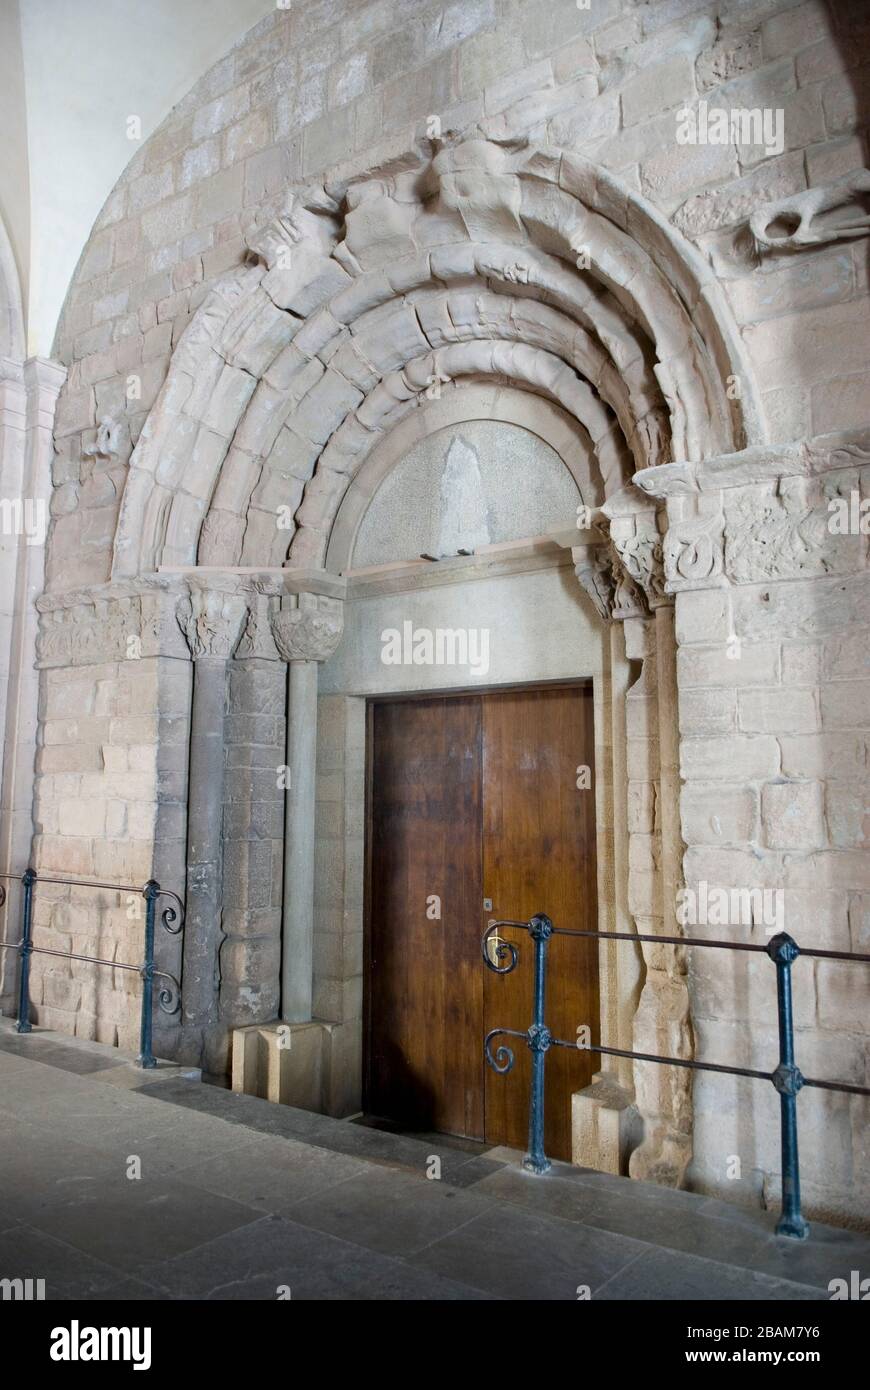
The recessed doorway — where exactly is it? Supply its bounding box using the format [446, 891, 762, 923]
[364, 683, 599, 1161]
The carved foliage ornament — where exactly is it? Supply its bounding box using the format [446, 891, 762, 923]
[573, 541, 647, 623]
[270, 602, 344, 663]
[612, 532, 670, 608]
[724, 476, 864, 583]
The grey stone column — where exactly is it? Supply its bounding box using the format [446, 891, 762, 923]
[177, 578, 248, 1068]
[270, 591, 343, 1023]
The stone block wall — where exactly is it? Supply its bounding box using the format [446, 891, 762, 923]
[26, 601, 192, 1048]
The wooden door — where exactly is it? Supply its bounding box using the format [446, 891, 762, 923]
[481, 687, 599, 1159]
[366, 696, 484, 1137]
[365, 685, 598, 1159]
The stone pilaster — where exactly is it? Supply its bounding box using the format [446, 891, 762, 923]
[0, 358, 66, 1010]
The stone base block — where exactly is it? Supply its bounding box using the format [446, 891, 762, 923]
[231, 1019, 344, 1113]
[571, 1072, 641, 1175]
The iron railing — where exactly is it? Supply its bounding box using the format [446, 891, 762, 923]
[0, 870, 184, 1068]
[482, 915, 870, 1241]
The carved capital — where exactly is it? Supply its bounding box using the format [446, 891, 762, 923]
[573, 543, 617, 622]
[572, 511, 650, 624]
[723, 475, 865, 584]
[36, 580, 188, 668]
[270, 594, 344, 663]
[177, 581, 248, 661]
[610, 524, 671, 610]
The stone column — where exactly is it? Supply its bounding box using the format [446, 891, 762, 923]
[604, 502, 694, 1188]
[218, 589, 286, 1042]
[270, 590, 343, 1021]
[570, 526, 647, 1173]
[177, 577, 248, 1069]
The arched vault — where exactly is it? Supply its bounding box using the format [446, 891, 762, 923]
[112, 136, 765, 580]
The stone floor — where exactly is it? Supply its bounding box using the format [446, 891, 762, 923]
[1, 1022, 868, 1301]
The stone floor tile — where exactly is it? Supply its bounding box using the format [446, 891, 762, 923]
[23, 1173, 262, 1273]
[177, 1132, 372, 1210]
[595, 1246, 830, 1301]
[410, 1202, 646, 1299]
[288, 1164, 495, 1256]
[145, 1213, 495, 1301]
[0, 1223, 129, 1300]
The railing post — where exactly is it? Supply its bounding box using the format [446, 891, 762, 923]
[767, 932, 809, 1240]
[139, 880, 159, 1069]
[524, 913, 554, 1176]
[15, 868, 36, 1033]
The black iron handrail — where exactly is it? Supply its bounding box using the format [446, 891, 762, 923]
[482, 916, 870, 1242]
[0, 869, 184, 1068]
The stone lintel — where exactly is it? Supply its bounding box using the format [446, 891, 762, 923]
[281, 567, 347, 601]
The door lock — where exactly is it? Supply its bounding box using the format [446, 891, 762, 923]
[483, 897, 493, 911]
[486, 929, 505, 968]
[485, 916, 505, 967]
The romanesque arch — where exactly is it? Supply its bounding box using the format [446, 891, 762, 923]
[111, 135, 765, 583]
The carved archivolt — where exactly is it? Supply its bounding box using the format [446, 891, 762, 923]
[109, 134, 764, 584]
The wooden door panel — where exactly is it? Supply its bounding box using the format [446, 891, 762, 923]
[367, 696, 484, 1138]
[482, 686, 599, 1159]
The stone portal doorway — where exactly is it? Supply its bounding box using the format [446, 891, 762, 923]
[364, 682, 599, 1160]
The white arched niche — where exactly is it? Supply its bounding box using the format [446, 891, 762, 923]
[320, 384, 607, 696]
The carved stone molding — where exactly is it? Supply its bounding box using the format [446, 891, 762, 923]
[635, 427, 870, 496]
[635, 427, 870, 589]
[36, 579, 188, 669]
[177, 580, 248, 661]
[270, 594, 344, 663]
